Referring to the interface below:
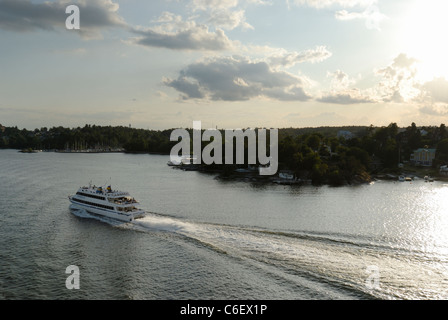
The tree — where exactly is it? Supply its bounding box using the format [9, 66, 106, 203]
[347, 147, 370, 169]
[311, 162, 328, 184]
[439, 124, 447, 141]
[436, 138, 448, 163]
[305, 134, 321, 151]
[407, 122, 422, 151]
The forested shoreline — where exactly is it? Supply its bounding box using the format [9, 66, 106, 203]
[2, 123, 448, 185]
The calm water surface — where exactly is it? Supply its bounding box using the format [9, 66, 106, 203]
[1, 149, 447, 299]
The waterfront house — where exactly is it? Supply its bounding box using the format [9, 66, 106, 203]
[410, 147, 436, 166]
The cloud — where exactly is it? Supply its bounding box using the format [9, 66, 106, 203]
[291, 0, 375, 9]
[318, 90, 375, 104]
[322, 53, 448, 107]
[190, 0, 261, 31]
[421, 77, 448, 103]
[268, 46, 332, 69]
[163, 77, 205, 99]
[164, 55, 312, 101]
[317, 54, 421, 105]
[419, 104, 448, 117]
[129, 13, 236, 51]
[412, 76, 448, 117]
[291, 0, 385, 30]
[130, 26, 234, 51]
[191, 0, 271, 10]
[392, 53, 418, 69]
[204, 8, 254, 30]
[0, 0, 126, 39]
[335, 9, 364, 20]
[335, 5, 387, 30]
[327, 70, 357, 89]
[263, 86, 311, 101]
[375, 53, 420, 103]
[191, 0, 239, 10]
[316, 70, 375, 104]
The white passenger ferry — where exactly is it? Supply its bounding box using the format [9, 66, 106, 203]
[69, 183, 146, 222]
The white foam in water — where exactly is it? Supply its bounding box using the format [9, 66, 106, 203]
[132, 214, 192, 233]
[130, 213, 308, 261]
[128, 212, 448, 299]
[129, 213, 260, 256]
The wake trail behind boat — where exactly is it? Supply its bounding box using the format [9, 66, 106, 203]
[131, 212, 193, 233]
[70, 207, 448, 300]
[127, 212, 448, 300]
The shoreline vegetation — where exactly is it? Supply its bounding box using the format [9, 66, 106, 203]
[3, 123, 448, 186]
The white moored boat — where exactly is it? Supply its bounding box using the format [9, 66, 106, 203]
[69, 184, 146, 222]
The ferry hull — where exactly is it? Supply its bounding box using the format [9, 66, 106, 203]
[69, 199, 145, 222]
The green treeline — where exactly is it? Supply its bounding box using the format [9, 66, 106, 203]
[2, 123, 448, 185]
[0, 124, 176, 154]
[277, 122, 448, 185]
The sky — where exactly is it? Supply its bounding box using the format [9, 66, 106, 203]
[1, 0, 448, 130]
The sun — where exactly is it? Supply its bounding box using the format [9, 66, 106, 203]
[400, 0, 448, 82]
